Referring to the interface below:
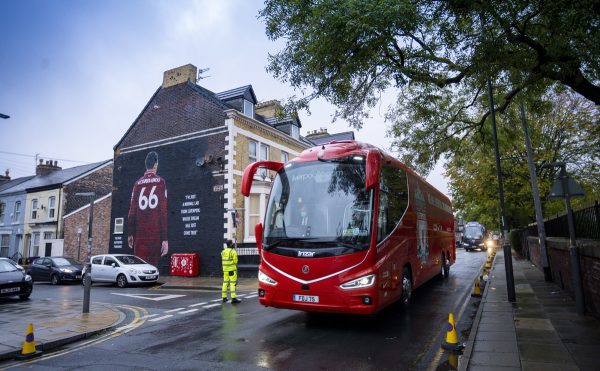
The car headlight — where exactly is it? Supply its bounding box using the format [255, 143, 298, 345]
[128, 268, 140, 274]
[485, 239, 494, 248]
[340, 274, 376, 290]
[25, 274, 32, 282]
[60, 268, 73, 273]
[258, 271, 277, 285]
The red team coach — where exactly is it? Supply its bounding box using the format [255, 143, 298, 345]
[242, 141, 455, 315]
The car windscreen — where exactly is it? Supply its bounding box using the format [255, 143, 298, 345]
[263, 158, 373, 255]
[116, 255, 146, 265]
[0, 260, 18, 273]
[53, 258, 80, 266]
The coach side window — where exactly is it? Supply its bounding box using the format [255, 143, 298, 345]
[377, 163, 408, 243]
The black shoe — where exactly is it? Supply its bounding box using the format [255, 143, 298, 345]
[222, 298, 228, 303]
[231, 298, 241, 304]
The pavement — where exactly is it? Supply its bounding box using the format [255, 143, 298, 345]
[460, 248, 600, 371]
[0, 276, 257, 362]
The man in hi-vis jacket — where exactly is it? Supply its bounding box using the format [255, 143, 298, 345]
[221, 240, 241, 304]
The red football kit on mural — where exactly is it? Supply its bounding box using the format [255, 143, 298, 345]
[127, 170, 168, 266]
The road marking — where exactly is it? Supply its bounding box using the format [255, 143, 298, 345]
[111, 293, 186, 301]
[146, 313, 159, 318]
[149, 314, 173, 322]
[165, 307, 185, 313]
[190, 302, 208, 307]
[203, 303, 222, 309]
[179, 309, 199, 314]
[245, 294, 258, 298]
[210, 298, 223, 302]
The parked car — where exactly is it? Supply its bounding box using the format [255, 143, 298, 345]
[27, 257, 83, 285]
[0, 259, 33, 300]
[0, 257, 24, 272]
[84, 254, 159, 288]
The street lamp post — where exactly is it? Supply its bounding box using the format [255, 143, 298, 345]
[77, 228, 82, 262]
[76, 192, 95, 313]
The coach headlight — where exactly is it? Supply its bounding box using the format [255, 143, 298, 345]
[340, 274, 375, 290]
[258, 271, 277, 286]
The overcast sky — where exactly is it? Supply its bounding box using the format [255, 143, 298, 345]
[0, 0, 449, 196]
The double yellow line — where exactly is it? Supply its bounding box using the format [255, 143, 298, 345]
[1, 304, 147, 370]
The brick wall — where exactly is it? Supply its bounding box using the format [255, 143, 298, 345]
[63, 195, 112, 261]
[64, 162, 113, 215]
[527, 236, 600, 318]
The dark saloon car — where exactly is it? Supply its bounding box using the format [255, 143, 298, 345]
[27, 257, 83, 285]
[0, 259, 33, 300]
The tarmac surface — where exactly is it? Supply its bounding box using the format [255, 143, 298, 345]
[1, 254, 599, 369]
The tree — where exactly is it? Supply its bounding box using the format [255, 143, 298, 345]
[260, 0, 600, 173]
[446, 91, 599, 229]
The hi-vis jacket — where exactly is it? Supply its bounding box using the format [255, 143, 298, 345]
[221, 247, 238, 272]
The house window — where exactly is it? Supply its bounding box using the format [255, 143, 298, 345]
[243, 99, 254, 119]
[259, 144, 269, 178]
[247, 195, 260, 238]
[13, 201, 21, 222]
[43, 232, 54, 240]
[48, 196, 56, 219]
[248, 140, 257, 164]
[0, 202, 5, 222]
[0, 235, 8, 257]
[31, 199, 38, 220]
[281, 151, 289, 164]
[31, 232, 40, 257]
[114, 218, 124, 234]
[290, 125, 299, 140]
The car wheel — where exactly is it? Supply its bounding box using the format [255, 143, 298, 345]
[400, 267, 412, 308]
[51, 274, 60, 285]
[116, 274, 128, 288]
[19, 293, 31, 300]
[81, 274, 92, 285]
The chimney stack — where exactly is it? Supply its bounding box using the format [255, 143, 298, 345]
[255, 100, 283, 119]
[305, 127, 329, 139]
[36, 159, 62, 176]
[162, 64, 198, 88]
[0, 169, 10, 184]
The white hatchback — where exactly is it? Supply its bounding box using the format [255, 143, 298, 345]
[84, 254, 159, 288]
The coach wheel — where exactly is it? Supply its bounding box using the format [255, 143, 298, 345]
[400, 267, 412, 308]
[117, 274, 128, 288]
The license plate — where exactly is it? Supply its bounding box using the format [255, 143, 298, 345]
[293, 294, 319, 303]
[146, 275, 157, 280]
[1, 287, 20, 294]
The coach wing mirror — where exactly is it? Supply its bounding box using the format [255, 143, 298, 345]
[365, 150, 381, 191]
[241, 161, 284, 196]
[255, 223, 264, 254]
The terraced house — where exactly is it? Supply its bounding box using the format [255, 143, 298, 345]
[110, 64, 354, 276]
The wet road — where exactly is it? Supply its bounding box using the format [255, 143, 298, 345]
[4, 249, 486, 370]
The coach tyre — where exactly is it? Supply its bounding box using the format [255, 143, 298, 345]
[400, 267, 412, 307]
[443, 253, 450, 278]
[117, 273, 128, 288]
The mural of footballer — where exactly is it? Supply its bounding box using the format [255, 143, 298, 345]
[127, 151, 169, 266]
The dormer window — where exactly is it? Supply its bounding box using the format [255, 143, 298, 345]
[290, 124, 299, 140]
[243, 99, 254, 119]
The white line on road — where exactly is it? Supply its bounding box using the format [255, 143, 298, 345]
[203, 303, 222, 309]
[179, 309, 199, 314]
[165, 308, 185, 313]
[190, 302, 208, 307]
[146, 314, 159, 318]
[245, 294, 258, 298]
[210, 298, 223, 302]
[149, 315, 173, 322]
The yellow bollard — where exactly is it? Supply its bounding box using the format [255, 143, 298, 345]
[15, 323, 42, 359]
[471, 279, 482, 297]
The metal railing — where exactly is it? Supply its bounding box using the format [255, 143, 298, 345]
[526, 201, 600, 240]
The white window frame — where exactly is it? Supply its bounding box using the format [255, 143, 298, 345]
[244, 184, 271, 243]
[31, 232, 40, 257]
[248, 140, 257, 164]
[259, 143, 270, 179]
[114, 217, 124, 234]
[243, 99, 254, 119]
[0, 234, 9, 258]
[13, 201, 21, 223]
[281, 151, 289, 164]
[290, 125, 299, 140]
[0, 202, 5, 224]
[48, 196, 56, 219]
[43, 231, 54, 240]
[31, 199, 38, 220]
